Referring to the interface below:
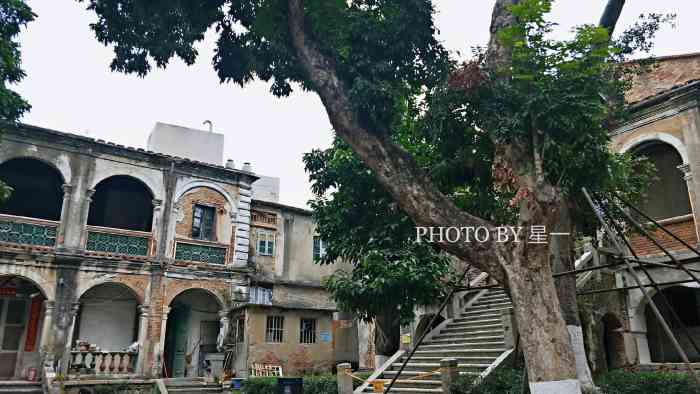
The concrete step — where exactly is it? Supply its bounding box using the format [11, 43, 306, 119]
[413, 348, 504, 358]
[447, 317, 502, 327]
[468, 301, 512, 309]
[390, 362, 490, 373]
[441, 323, 503, 334]
[0, 382, 43, 393]
[454, 311, 502, 321]
[420, 341, 506, 350]
[400, 355, 498, 364]
[428, 334, 504, 345]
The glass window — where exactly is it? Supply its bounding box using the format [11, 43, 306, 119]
[256, 230, 275, 256]
[192, 204, 216, 241]
[265, 315, 284, 343]
[300, 318, 317, 344]
[313, 236, 326, 260]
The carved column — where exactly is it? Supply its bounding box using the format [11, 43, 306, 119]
[678, 163, 700, 241]
[217, 310, 231, 351]
[40, 301, 56, 365]
[60, 302, 81, 374]
[151, 199, 163, 256]
[78, 189, 96, 250]
[56, 185, 73, 249]
[155, 306, 171, 377]
[131, 304, 149, 375]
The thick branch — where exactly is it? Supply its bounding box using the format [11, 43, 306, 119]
[287, 0, 504, 280]
[485, 0, 521, 71]
[599, 0, 626, 35]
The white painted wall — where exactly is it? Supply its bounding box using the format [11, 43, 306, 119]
[79, 300, 137, 351]
[148, 122, 224, 166]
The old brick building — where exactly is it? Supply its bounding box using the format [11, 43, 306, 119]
[578, 52, 700, 373]
[0, 121, 356, 388]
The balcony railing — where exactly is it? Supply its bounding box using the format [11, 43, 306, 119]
[85, 226, 152, 257]
[68, 350, 137, 375]
[174, 238, 228, 265]
[251, 210, 277, 228]
[0, 214, 58, 248]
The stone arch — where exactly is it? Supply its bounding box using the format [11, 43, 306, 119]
[619, 132, 688, 163]
[164, 285, 225, 310]
[0, 154, 71, 185]
[89, 171, 161, 203]
[88, 175, 155, 232]
[76, 279, 145, 305]
[0, 272, 53, 301]
[623, 138, 691, 220]
[0, 157, 66, 221]
[174, 180, 237, 213]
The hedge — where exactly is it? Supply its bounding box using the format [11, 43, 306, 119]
[450, 368, 700, 394]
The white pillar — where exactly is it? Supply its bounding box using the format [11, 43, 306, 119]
[155, 306, 170, 377]
[60, 302, 81, 374]
[217, 310, 230, 351]
[136, 304, 150, 375]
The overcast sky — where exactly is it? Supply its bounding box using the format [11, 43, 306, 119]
[16, 1, 699, 208]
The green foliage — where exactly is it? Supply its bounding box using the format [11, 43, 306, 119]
[596, 370, 700, 394]
[451, 368, 524, 394]
[0, 0, 33, 125]
[241, 377, 276, 394]
[240, 376, 338, 394]
[302, 374, 338, 394]
[451, 368, 700, 394]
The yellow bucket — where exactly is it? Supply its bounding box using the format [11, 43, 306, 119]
[372, 381, 385, 392]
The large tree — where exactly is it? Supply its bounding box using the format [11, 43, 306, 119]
[79, 0, 661, 392]
[0, 0, 34, 200]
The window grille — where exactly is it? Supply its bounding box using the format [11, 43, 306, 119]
[313, 236, 326, 260]
[192, 204, 216, 241]
[265, 315, 284, 343]
[249, 286, 273, 305]
[300, 318, 317, 344]
[256, 230, 275, 256]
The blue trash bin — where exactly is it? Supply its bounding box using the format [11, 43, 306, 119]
[231, 378, 244, 391]
[277, 377, 303, 394]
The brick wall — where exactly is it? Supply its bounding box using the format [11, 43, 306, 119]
[626, 53, 700, 103]
[175, 187, 229, 242]
[628, 216, 697, 256]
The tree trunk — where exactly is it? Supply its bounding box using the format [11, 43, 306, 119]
[507, 246, 581, 394]
[551, 204, 595, 388]
[374, 309, 400, 366]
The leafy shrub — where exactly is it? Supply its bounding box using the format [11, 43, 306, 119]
[451, 368, 523, 394]
[596, 370, 700, 394]
[303, 374, 337, 394]
[241, 377, 276, 394]
[240, 375, 338, 394]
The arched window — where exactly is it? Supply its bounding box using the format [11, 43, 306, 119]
[634, 142, 691, 220]
[88, 176, 153, 232]
[0, 158, 64, 220]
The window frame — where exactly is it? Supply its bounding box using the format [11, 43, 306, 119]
[313, 236, 326, 261]
[265, 315, 284, 343]
[192, 204, 217, 241]
[256, 230, 276, 256]
[299, 318, 317, 344]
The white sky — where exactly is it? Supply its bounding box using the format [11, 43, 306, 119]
[16, 1, 699, 208]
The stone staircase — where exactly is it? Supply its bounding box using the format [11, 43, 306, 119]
[0, 381, 43, 393]
[358, 288, 514, 393]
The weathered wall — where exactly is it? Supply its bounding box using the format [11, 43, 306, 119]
[626, 54, 700, 104]
[246, 306, 334, 375]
